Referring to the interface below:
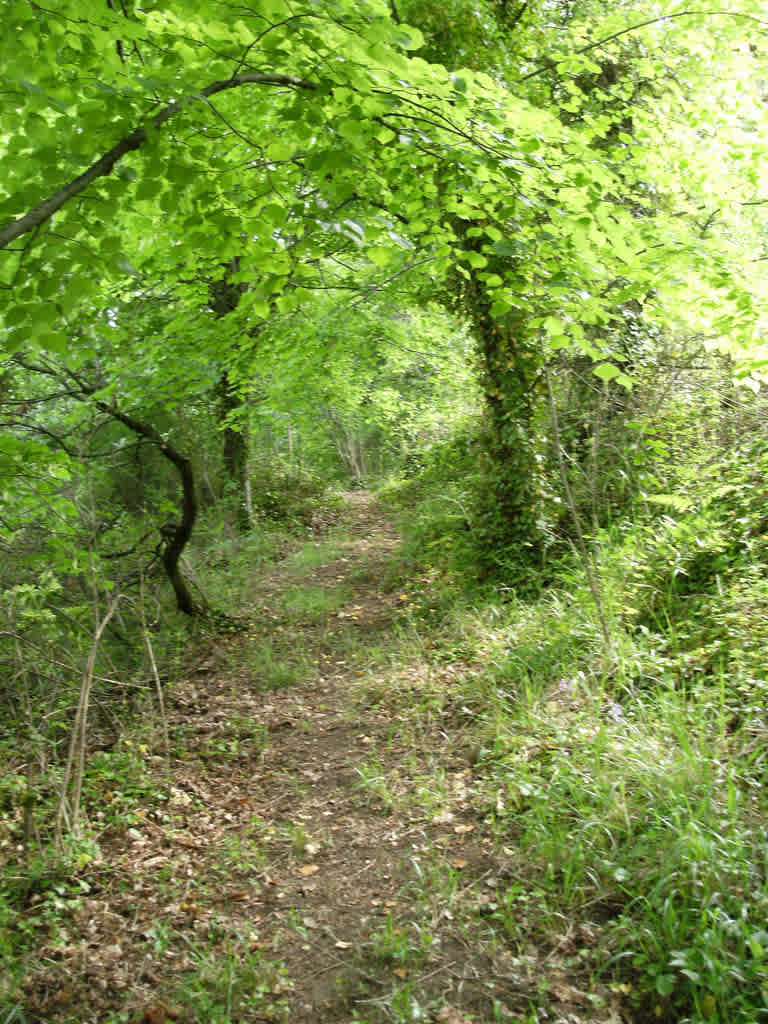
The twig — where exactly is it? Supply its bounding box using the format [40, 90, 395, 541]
[139, 575, 170, 769]
[55, 591, 122, 844]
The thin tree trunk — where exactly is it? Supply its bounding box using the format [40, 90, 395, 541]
[91, 398, 200, 614]
[211, 261, 253, 531]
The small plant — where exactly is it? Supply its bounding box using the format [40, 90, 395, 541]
[248, 458, 342, 527]
[353, 755, 396, 812]
[368, 914, 436, 967]
[214, 830, 268, 878]
[84, 745, 164, 825]
[228, 637, 313, 691]
[172, 933, 291, 1022]
[282, 583, 354, 624]
[282, 537, 351, 575]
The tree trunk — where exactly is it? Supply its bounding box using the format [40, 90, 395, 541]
[92, 400, 200, 615]
[210, 261, 252, 532]
[160, 449, 199, 614]
[461, 251, 545, 576]
[217, 371, 252, 531]
[478, 313, 544, 565]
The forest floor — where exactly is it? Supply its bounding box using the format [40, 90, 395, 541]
[19, 492, 624, 1024]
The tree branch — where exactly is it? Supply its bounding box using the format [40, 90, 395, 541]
[521, 9, 768, 82]
[89, 401, 199, 613]
[0, 72, 318, 251]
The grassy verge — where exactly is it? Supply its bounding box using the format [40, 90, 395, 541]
[378, 456, 768, 1024]
[3, 471, 768, 1023]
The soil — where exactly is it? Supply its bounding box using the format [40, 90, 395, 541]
[17, 492, 625, 1024]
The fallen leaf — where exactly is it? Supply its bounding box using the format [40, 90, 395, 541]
[436, 1007, 472, 1023]
[140, 1002, 181, 1024]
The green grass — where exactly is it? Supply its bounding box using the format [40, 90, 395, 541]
[190, 519, 294, 614]
[225, 634, 314, 690]
[281, 582, 355, 623]
[281, 535, 351, 574]
[170, 932, 291, 1023]
[456, 589, 767, 1022]
[374, 461, 768, 1024]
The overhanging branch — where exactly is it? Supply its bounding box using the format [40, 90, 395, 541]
[521, 9, 768, 82]
[0, 72, 318, 251]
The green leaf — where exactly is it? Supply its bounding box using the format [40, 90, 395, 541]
[367, 245, 394, 268]
[655, 974, 676, 997]
[136, 177, 163, 201]
[37, 330, 69, 353]
[490, 296, 512, 318]
[593, 362, 619, 382]
[267, 141, 294, 162]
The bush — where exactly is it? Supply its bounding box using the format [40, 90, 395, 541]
[249, 457, 343, 527]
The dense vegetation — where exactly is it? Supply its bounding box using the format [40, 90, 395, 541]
[1, 1, 767, 1022]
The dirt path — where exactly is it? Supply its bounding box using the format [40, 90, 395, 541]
[21, 492, 612, 1024]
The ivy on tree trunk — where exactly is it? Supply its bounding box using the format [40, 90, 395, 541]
[467, 275, 544, 571]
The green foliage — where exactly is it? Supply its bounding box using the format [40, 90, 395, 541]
[256, 300, 478, 485]
[367, 913, 436, 967]
[379, 430, 484, 584]
[401, 425, 767, 1024]
[605, 433, 768, 717]
[82, 746, 164, 826]
[480, 691, 768, 1023]
[190, 513, 289, 613]
[381, 421, 557, 594]
[0, 840, 98, 969]
[1, 2, 768, 1019]
[170, 935, 290, 1023]
[1, 0, 765, 634]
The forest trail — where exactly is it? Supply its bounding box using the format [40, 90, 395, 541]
[24, 492, 617, 1024]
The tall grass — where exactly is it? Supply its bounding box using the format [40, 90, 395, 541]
[386, 450, 768, 1023]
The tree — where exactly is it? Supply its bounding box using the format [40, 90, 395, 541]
[1, 0, 764, 599]
[385, 0, 765, 568]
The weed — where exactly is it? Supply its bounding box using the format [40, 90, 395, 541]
[367, 914, 437, 968]
[230, 636, 313, 691]
[191, 518, 290, 614]
[79, 739, 171, 830]
[172, 932, 291, 1023]
[282, 583, 354, 624]
[353, 756, 396, 812]
[214, 830, 267, 877]
[282, 536, 351, 574]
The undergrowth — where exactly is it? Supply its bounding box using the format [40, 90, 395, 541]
[4, 433, 768, 1023]
[379, 437, 768, 1024]
[378, 436, 768, 1024]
